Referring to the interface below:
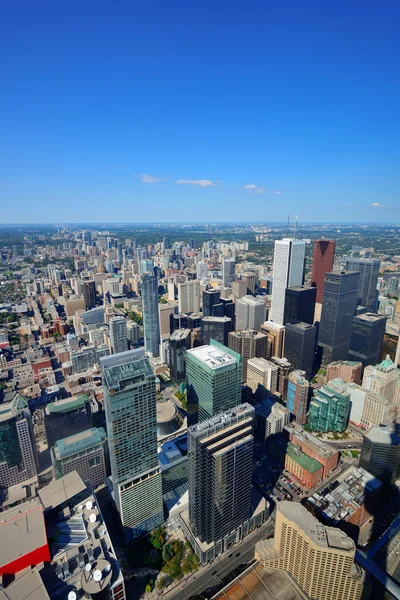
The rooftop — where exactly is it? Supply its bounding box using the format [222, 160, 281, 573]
[364, 424, 400, 445]
[45, 394, 89, 415]
[52, 428, 106, 460]
[278, 501, 355, 551]
[355, 312, 386, 323]
[0, 568, 50, 600]
[0, 498, 47, 570]
[247, 357, 278, 371]
[190, 403, 254, 435]
[307, 467, 382, 523]
[38, 470, 87, 511]
[285, 423, 337, 458]
[169, 328, 191, 341]
[187, 342, 238, 370]
[101, 349, 154, 391]
[286, 442, 323, 474]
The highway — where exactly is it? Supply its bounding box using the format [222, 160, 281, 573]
[164, 520, 274, 600]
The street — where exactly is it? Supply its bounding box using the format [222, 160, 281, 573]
[164, 520, 274, 600]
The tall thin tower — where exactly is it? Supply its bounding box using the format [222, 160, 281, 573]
[270, 238, 306, 325]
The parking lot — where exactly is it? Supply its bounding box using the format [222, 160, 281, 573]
[252, 443, 305, 503]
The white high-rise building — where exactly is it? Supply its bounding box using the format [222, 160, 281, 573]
[270, 239, 305, 325]
[196, 261, 209, 279]
[178, 280, 200, 314]
[109, 316, 129, 355]
[222, 258, 236, 286]
[235, 295, 266, 331]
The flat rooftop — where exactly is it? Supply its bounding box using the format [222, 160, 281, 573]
[286, 442, 323, 474]
[355, 312, 386, 323]
[308, 467, 382, 522]
[213, 562, 304, 600]
[187, 344, 237, 369]
[0, 568, 50, 600]
[278, 501, 355, 551]
[38, 470, 86, 511]
[53, 427, 106, 460]
[0, 499, 47, 570]
[169, 328, 191, 341]
[45, 394, 89, 415]
[285, 423, 337, 459]
[248, 357, 278, 371]
[364, 424, 400, 445]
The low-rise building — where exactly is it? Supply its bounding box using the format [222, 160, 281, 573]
[284, 442, 324, 489]
[284, 422, 339, 477]
[326, 360, 362, 385]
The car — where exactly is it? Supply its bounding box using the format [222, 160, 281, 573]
[236, 552, 240, 557]
[212, 570, 218, 576]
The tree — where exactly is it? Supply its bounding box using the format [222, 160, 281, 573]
[149, 526, 166, 550]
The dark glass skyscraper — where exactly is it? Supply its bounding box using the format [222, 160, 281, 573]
[188, 403, 254, 545]
[141, 272, 161, 357]
[318, 271, 360, 365]
[283, 285, 316, 325]
[284, 321, 316, 380]
[311, 240, 336, 304]
[348, 312, 386, 367]
[202, 289, 221, 317]
[344, 258, 380, 310]
[201, 316, 232, 346]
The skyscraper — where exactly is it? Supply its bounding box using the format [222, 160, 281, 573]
[222, 257, 236, 286]
[283, 285, 316, 325]
[0, 394, 38, 489]
[168, 328, 191, 382]
[141, 272, 161, 357]
[261, 321, 285, 358]
[178, 279, 200, 313]
[228, 329, 268, 382]
[344, 258, 380, 310]
[284, 321, 316, 380]
[109, 315, 129, 355]
[247, 357, 279, 397]
[256, 502, 366, 600]
[311, 239, 336, 304]
[348, 312, 386, 367]
[359, 424, 400, 484]
[82, 280, 96, 309]
[270, 238, 306, 325]
[196, 261, 208, 279]
[287, 370, 310, 424]
[186, 340, 242, 425]
[318, 271, 360, 364]
[235, 295, 266, 331]
[101, 350, 163, 539]
[188, 404, 254, 545]
[202, 289, 221, 317]
[200, 316, 232, 346]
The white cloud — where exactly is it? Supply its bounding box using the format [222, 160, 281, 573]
[140, 174, 168, 183]
[243, 184, 265, 194]
[371, 202, 381, 208]
[176, 179, 215, 187]
[275, 191, 281, 195]
[243, 184, 257, 189]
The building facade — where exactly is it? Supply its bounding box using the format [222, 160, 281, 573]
[344, 258, 380, 310]
[101, 350, 163, 538]
[311, 239, 336, 304]
[284, 321, 316, 380]
[228, 329, 268, 382]
[283, 285, 316, 325]
[186, 340, 242, 425]
[308, 379, 351, 432]
[326, 360, 362, 385]
[247, 357, 278, 397]
[178, 279, 200, 314]
[109, 316, 129, 355]
[348, 313, 386, 367]
[45, 394, 92, 447]
[141, 272, 161, 357]
[270, 238, 306, 325]
[201, 316, 232, 346]
[359, 425, 400, 484]
[256, 502, 366, 600]
[235, 296, 266, 331]
[51, 427, 107, 487]
[188, 404, 254, 544]
[286, 370, 310, 424]
[168, 328, 191, 382]
[318, 271, 360, 364]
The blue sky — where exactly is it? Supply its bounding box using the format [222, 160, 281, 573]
[1, 0, 399, 223]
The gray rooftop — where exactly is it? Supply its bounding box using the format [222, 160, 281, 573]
[0, 568, 50, 600]
[364, 425, 400, 445]
[38, 470, 86, 510]
[278, 501, 355, 551]
[101, 348, 154, 391]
